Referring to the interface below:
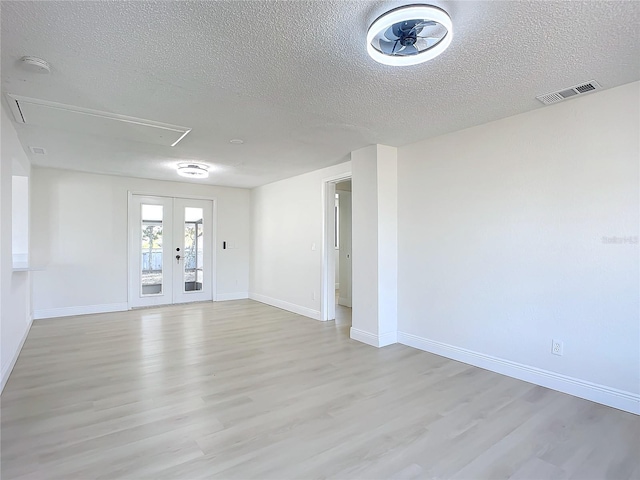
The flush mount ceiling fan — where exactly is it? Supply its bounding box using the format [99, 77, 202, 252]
[378, 19, 442, 56]
[367, 5, 453, 66]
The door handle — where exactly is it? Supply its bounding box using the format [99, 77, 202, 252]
[176, 254, 181, 263]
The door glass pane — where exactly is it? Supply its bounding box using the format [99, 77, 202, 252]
[184, 207, 204, 292]
[141, 204, 163, 295]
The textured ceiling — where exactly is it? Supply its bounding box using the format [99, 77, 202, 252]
[1, 1, 639, 188]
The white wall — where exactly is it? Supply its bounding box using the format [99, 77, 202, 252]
[334, 195, 340, 288]
[337, 189, 352, 307]
[350, 145, 398, 347]
[351, 146, 379, 335]
[376, 145, 398, 339]
[11, 176, 29, 262]
[31, 168, 250, 318]
[250, 162, 351, 319]
[1, 105, 32, 392]
[397, 81, 640, 413]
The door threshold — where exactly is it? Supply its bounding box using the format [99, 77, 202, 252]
[130, 300, 214, 310]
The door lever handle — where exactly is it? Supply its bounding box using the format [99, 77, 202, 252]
[176, 255, 181, 263]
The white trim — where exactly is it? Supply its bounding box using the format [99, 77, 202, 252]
[216, 292, 249, 301]
[321, 172, 352, 322]
[127, 191, 132, 310]
[397, 331, 640, 415]
[350, 327, 397, 348]
[249, 293, 322, 321]
[1, 316, 33, 393]
[335, 282, 340, 290]
[350, 327, 379, 347]
[379, 331, 398, 347]
[322, 181, 337, 321]
[33, 303, 128, 320]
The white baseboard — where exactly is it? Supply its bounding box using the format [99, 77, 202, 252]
[33, 303, 129, 320]
[338, 297, 352, 307]
[397, 331, 640, 415]
[350, 328, 397, 348]
[1, 316, 33, 393]
[350, 327, 378, 346]
[216, 292, 249, 301]
[249, 293, 322, 321]
[379, 331, 398, 347]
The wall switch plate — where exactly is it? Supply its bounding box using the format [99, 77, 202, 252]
[552, 339, 563, 356]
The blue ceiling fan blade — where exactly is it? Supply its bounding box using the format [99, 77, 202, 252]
[383, 26, 399, 41]
[379, 39, 399, 54]
[399, 44, 418, 55]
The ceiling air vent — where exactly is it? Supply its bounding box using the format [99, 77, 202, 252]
[29, 146, 47, 155]
[536, 80, 601, 105]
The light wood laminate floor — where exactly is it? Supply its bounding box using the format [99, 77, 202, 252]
[1, 300, 638, 479]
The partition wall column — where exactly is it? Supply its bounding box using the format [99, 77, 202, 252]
[350, 144, 398, 347]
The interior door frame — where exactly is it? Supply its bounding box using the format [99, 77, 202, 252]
[127, 191, 218, 309]
[321, 172, 352, 322]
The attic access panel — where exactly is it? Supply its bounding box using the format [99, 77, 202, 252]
[6, 94, 191, 147]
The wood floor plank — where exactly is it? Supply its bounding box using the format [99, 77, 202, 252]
[1, 300, 638, 479]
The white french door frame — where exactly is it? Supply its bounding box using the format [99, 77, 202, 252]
[321, 172, 352, 322]
[127, 191, 218, 309]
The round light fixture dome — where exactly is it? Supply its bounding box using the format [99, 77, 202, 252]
[367, 5, 453, 66]
[177, 162, 209, 179]
[20, 56, 51, 73]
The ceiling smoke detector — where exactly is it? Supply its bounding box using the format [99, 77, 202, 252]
[20, 56, 51, 73]
[367, 5, 453, 66]
[177, 162, 209, 179]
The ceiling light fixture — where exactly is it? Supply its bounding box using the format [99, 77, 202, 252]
[367, 5, 453, 66]
[176, 162, 209, 179]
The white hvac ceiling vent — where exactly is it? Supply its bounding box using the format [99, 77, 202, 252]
[29, 146, 47, 155]
[536, 80, 602, 105]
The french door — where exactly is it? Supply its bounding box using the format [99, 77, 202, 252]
[129, 195, 213, 308]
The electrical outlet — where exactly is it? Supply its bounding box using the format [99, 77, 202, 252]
[552, 339, 563, 356]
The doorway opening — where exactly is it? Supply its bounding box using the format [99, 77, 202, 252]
[128, 194, 215, 308]
[322, 176, 352, 326]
